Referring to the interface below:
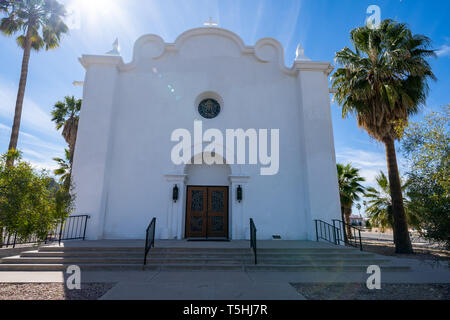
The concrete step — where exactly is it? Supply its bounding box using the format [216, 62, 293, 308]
[2, 256, 245, 265]
[37, 246, 359, 254]
[0, 263, 156, 271]
[2, 255, 391, 266]
[0, 263, 410, 272]
[0, 244, 411, 273]
[27, 250, 377, 259]
[255, 258, 392, 265]
[246, 265, 411, 272]
[38, 246, 250, 253]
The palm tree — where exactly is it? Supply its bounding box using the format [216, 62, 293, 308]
[53, 149, 70, 190]
[332, 19, 436, 253]
[356, 203, 362, 215]
[0, 0, 68, 164]
[337, 164, 366, 239]
[51, 96, 81, 165]
[0, 1, 8, 11]
[366, 171, 420, 236]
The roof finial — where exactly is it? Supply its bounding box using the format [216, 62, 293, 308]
[295, 44, 310, 61]
[106, 38, 120, 55]
[204, 17, 218, 27]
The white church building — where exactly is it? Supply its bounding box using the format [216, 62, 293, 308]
[72, 26, 342, 241]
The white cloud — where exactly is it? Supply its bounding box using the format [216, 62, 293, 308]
[336, 148, 387, 187]
[23, 157, 59, 172]
[0, 121, 65, 172]
[436, 44, 450, 57]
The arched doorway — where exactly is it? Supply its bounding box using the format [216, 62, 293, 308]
[185, 161, 231, 239]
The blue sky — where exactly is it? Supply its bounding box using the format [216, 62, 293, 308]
[0, 0, 449, 203]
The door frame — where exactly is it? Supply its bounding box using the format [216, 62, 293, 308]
[185, 185, 230, 239]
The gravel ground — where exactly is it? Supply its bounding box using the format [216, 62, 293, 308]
[0, 283, 116, 300]
[291, 283, 450, 300]
[361, 240, 450, 263]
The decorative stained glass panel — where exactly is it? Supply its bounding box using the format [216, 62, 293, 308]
[198, 99, 221, 119]
[211, 191, 224, 212]
[211, 216, 224, 232]
[190, 216, 203, 233]
[191, 190, 204, 211]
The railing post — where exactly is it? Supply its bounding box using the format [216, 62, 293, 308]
[359, 229, 363, 251]
[315, 220, 318, 242]
[333, 226, 337, 245]
[82, 216, 89, 240]
[144, 236, 149, 266]
[342, 220, 348, 245]
[58, 218, 64, 246]
[143, 218, 156, 268]
[152, 218, 156, 248]
[250, 219, 257, 265]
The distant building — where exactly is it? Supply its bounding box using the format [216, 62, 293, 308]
[349, 215, 364, 227]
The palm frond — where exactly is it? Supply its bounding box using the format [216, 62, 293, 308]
[1, 0, 68, 52]
[331, 19, 436, 141]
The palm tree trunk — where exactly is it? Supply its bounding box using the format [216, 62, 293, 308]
[7, 26, 33, 166]
[384, 136, 413, 254]
[340, 205, 348, 243]
[68, 142, 74, 188]
[344, 207, 353, 240]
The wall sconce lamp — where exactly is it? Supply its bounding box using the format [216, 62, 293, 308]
[237, 185, 243, 203]
[172, 184, 179, 203]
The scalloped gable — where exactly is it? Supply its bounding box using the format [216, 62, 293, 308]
[79, 27, 333, 75]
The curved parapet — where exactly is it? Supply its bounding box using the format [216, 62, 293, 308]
[79, 27, 333, 76]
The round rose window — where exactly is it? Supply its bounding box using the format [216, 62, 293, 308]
[198, 99, 221, 119]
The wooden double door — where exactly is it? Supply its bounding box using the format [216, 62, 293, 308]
[186, 186, 229, 239]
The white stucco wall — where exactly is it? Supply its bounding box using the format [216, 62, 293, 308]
[71, 27, 341, 241]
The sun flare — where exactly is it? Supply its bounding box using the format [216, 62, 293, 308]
[66, 0, 121, 28]
[77, 0, 115, 14]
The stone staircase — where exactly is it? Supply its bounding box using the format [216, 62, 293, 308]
[0, 244, 410, 272]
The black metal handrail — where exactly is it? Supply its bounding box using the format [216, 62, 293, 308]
[143, 217, 156, 267]
[1, 215, 90, 248]
[314, 220, 339, 245]
[250, 218, 257, 265]
[333, 219, 363, 251]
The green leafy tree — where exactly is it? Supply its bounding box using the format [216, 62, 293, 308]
[401, 106, 449, 248]
[0, 0, 68, 164]
[356, 203, 362, 215]
[51, 96, 81, 165]
[337, 163, 366, 239]
[332, 19, 436, 253]
[0, 151, 72, 245]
